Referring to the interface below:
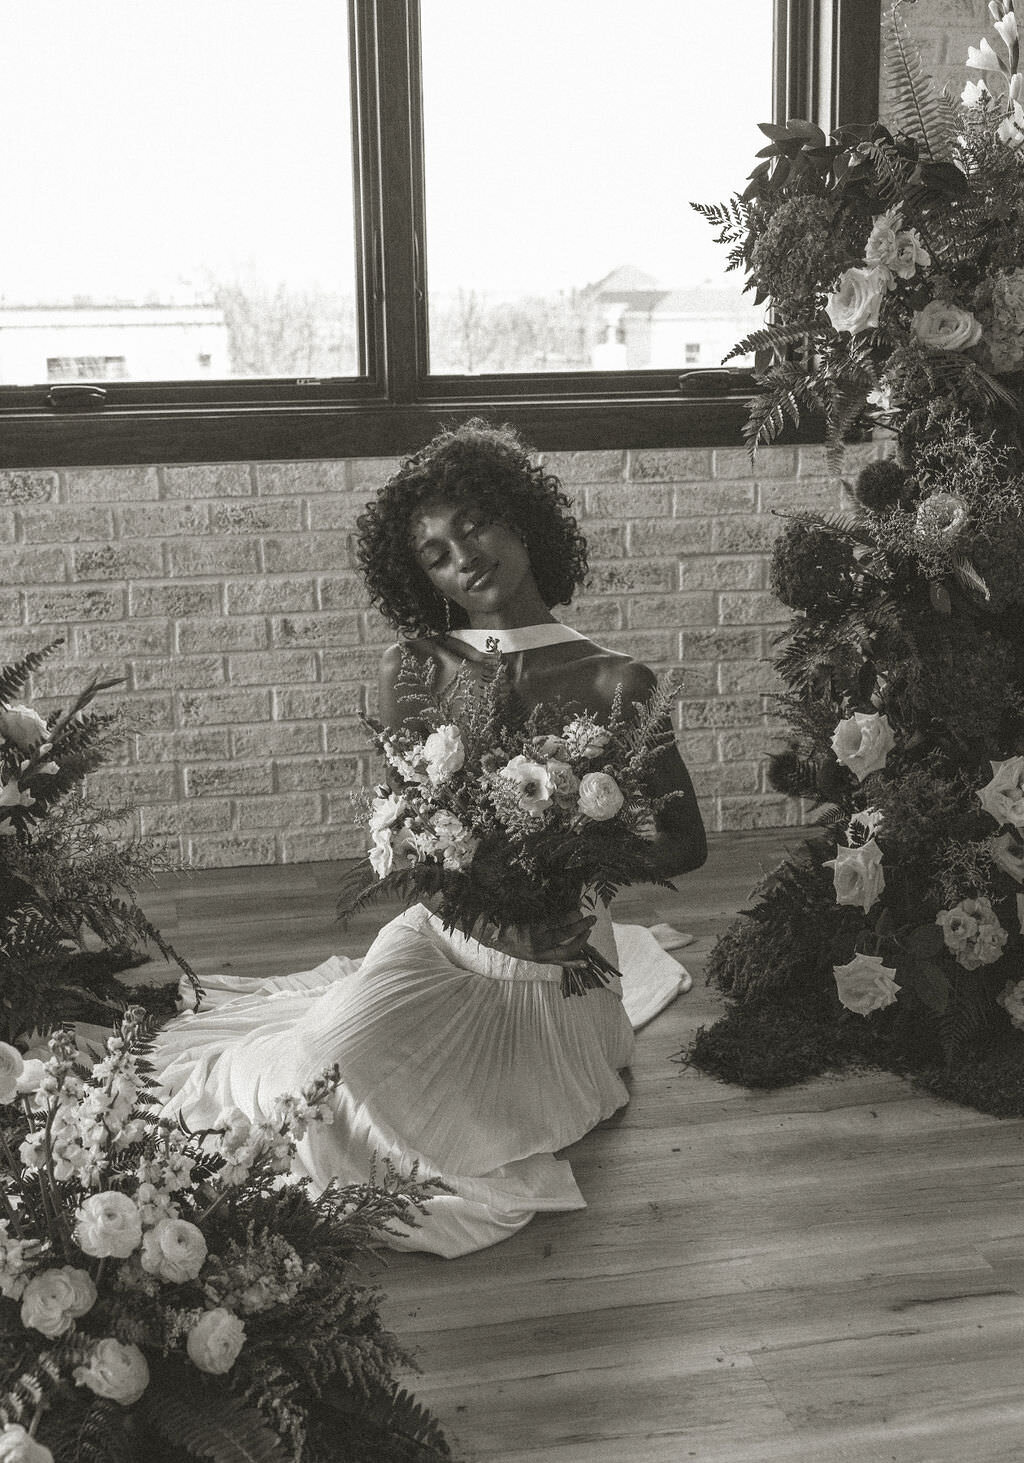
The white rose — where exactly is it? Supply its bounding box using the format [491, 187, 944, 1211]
[576, 771, 625, 822]
[20, 1266, 97, 1338]
[15, 1059, 47, 1096]
[0, 1043, 25, 1105]
[825, 266, 888, 334]
[911, 299, 983, 351]
[73, 1338, 150, 1406]
[186, 1307, 246, 1374]
[824, 838, 886, 913]
[0, 1425, 54, 1463]
[499, 755, 554, 816]
[140, 1218, 208, 1284]
[421, 724, 465, 785]
[830, 712, 896, 781]
[0, 703, 48, 751]
[75, 1190, 143, 1259]
[989, 831, 1024, 881]
[833, 953, 901, 1015]
[978, 756, 1024, 831]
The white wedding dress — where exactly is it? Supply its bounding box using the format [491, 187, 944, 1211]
[152, 624, 688, 1257]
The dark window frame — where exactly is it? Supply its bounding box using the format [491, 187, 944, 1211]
[0, 0, 880, 469]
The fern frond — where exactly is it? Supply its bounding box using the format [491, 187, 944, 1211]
[951, 556, 991, 602]
[883, 1, 958, 160]
[0, 642, 63, 709]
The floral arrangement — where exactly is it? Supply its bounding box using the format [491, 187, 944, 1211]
[1, 642, 200, 1047]
[338, 645, 681, 995]
[694, 0, 1024, 465]
[690, 15, 1024, 1113]
[0, 1010, 449, 1462]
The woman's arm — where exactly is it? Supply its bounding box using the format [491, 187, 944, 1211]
[600, 659, 708, 881]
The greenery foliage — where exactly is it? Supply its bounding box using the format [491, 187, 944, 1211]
[0, 644, 200, 1045]
[689, 7, 1024, 1113]
[0, 1014, 450, 1463]
[694, 1, 1024, 467]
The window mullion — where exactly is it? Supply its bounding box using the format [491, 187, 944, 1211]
[373, 0, 427, 404]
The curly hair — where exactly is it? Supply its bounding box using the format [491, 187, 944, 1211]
[354, 419, 589, 635]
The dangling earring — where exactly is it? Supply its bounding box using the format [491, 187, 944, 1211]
[443, 597, 452, 635]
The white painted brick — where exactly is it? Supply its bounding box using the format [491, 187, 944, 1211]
[162, 464, 253, 498]
[66, 468, 159, 503]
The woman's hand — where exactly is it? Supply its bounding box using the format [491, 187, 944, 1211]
[465, 910, 597, 966]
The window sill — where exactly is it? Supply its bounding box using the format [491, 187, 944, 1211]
[0, 396, 826, 467]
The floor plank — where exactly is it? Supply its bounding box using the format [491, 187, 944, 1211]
[142, 829, 1024, 1462]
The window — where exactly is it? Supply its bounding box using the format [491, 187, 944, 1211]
[0, 0, 880, 467]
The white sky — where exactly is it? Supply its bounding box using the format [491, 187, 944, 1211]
[0, 0, 773, 305]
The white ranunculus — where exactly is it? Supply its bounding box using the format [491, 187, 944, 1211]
[977, 756, 1024, 831]
[186, 1307, 246, 1374]
[20, 1266, 97, 1338]
[825, 266, 888, 334]
[967, 37, 1004, 71]
[989, 831, 1024, 881]
[833, 953, 901, 1015]
[576, 771, 625, 822]
[499, 755, 555, 816]
[75, 1191, 143, 1259]
[0, 1424, 55, 1463]
[0, 703, 48, 751]
[824, 839, 886, 913]
[73, 1338, 150, 1406]
[0, 1043, 25, 1105]
[140, 1218, 208, 1284]
[421, 724, 465, 785]
[830, 712, 896, 781]
[911, 299, 983, 351]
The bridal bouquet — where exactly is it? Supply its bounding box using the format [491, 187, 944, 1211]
[0, 1009, 449, 1462]
[694, 0, 1024, 464]
[338, 645, 681, 995]
[1, 641, 201, 1044]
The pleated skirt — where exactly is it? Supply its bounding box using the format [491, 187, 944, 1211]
[153, 904, 644, 1257]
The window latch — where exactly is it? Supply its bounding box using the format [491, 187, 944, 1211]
[677, 370, 735, 394]
[46, 384, 109, 411]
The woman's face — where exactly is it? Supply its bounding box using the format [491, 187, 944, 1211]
[410, 497, 544, 626]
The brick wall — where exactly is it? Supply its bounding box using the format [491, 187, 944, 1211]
[0, 444, 886, 866]
[2, 0, 982, 868]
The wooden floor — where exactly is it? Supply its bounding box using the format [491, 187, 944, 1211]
[143, 830, 1024, 1463]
